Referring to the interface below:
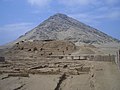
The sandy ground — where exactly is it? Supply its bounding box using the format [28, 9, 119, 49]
[94, 62, 120, 90]
[0, 61, 120, 90]
[0, 74, 60, 90]
[22, 75, 60, 90]
[53, 61, 120, 90]
[59, 75, 91, 90]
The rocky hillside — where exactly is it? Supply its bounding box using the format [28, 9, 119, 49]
[16, 13, 120, 44]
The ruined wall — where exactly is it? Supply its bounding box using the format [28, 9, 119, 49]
[12, 40, 76, 57]
[89, 55, 115, 62]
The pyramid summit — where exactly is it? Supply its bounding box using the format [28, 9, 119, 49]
[15, 13, 120, 44]
[50, 13, 68, 18]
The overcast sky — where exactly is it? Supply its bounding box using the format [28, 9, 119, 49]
[0, 0, 120, 45]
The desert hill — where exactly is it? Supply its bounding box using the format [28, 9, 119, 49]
[15, 13, 120, 44]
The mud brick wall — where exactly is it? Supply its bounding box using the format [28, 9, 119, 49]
[89, 55, 115, 62]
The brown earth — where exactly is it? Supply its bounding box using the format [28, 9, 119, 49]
[0, 60, 120, 90]
[0, 40, 120, 90]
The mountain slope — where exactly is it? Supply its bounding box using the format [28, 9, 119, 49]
[16, 13, 120, 44]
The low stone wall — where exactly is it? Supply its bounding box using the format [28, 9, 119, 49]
[47, 55, 88, 60]
[89, 55, 115, 62]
